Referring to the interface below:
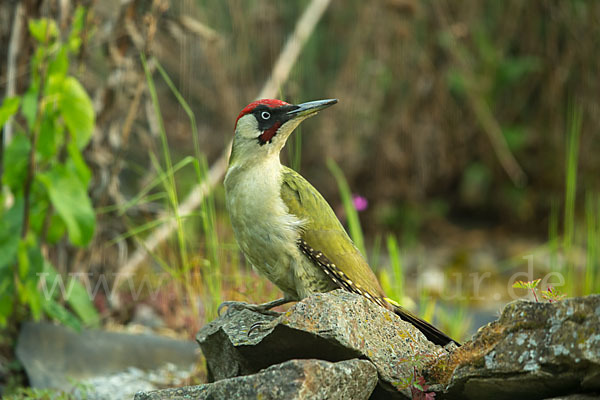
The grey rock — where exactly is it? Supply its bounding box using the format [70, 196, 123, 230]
[16, 321, 199, 399]
[134, 358, 378, 400]
[197, 290, 447, 398]
[438, 295, 600, 400]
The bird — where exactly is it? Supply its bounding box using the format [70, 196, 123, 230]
[222, 98, 459, 347]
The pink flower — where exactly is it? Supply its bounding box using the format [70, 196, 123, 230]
[352, 194, 368, 211]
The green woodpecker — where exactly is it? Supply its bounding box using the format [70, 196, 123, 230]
[223, 98, 458, 347]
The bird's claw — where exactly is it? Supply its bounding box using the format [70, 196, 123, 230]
[217, 301, 243, 316]
[248, 319, 277, 337]
[248, 321, 264, 336]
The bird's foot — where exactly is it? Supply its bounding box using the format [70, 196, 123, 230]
[217, 300, 284, 317]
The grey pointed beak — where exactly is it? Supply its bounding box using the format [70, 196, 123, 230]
[286, 99, 338, 119]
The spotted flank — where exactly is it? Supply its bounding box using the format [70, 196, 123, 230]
[297, 238, 387, 308]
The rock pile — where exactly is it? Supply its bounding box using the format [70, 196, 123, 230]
[135, 291, 600, 399]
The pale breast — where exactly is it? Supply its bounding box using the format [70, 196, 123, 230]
[224, 161, 305, 298]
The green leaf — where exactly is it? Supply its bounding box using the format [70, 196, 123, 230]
[16, 234, 44, 279]
[39, 259, 61, 301]
[68, 6, 87, 53]
[37, 165, 95, 246]
[0, 198, 23, 271]
[22, 85, 39, 130]
[29, 18, 58, 43]
[58, 77, 95, 148]
[29, 194, 50, 237]
[30, 47, 45, 85]
[0, 96, 21, 127]
[43, 261, 100, 327]
[0, 231, 16, 326]
[512, 281, 526, 289]
[24, 275, 43, 320]
[512, 279, 541, 290]
[14, 236, 45, 320]
[3, 134, 31, 193]
[17, 238, 30, 280]
[66, 141, 91, 186]
[42, 299, 82, 331]
[38, 109, 64, 160]
[48, 47, 69, 79]
[66, 277, 100, 327]
[46, 214, 66, 244]
[46, 73, 64, 96]
[0, 277, 14, 326]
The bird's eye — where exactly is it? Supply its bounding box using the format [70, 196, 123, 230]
[261, 111, 271, 120]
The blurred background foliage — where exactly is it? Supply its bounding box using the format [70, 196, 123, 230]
[1, 0, 599, 357]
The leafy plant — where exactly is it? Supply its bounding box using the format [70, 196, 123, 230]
[541, 286, 566, 303]
[0, 8, 99, 329]
[512, 279, 566, 303]
[410, 374, 436, 400]
[395, 329, 438, 398]
[512, 279, 541, 302]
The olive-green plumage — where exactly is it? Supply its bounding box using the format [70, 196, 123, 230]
[280, 166, 385, 299]
[224, 98, 458, 346]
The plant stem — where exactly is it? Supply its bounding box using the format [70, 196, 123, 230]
[531, 288, 538, 302]
[22, 23, 52, 239]
[22, 88, 46, 239]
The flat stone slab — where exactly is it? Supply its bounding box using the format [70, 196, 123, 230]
[134, 358, 378, 400]
[16, 321, 199, 398]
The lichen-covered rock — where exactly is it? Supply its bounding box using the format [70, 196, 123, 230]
[197, 290, 448, 398]
[435, 295, 600, 399]
[134, 359, 378, 400]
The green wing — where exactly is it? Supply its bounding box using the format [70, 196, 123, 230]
[280, 166, 384, 298]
